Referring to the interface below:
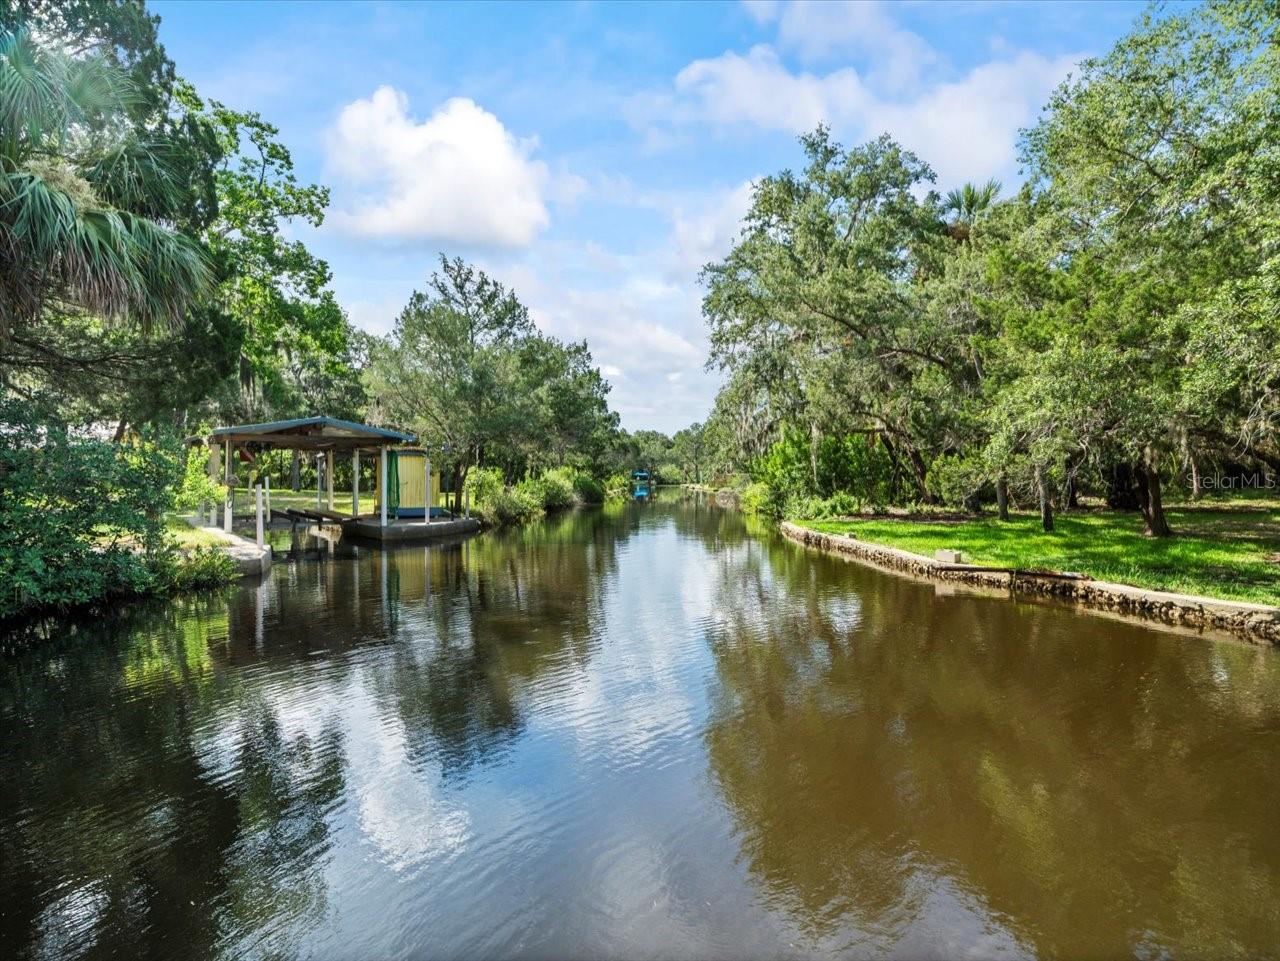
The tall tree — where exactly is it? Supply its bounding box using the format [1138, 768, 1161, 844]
[364, 257, 535, 509]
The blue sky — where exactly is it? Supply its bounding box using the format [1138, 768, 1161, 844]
[152, 0, 1147, 433]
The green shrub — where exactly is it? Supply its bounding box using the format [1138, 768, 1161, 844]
[0, 398, 180, 621]
[484, 486, 541, 526]
[784, 490, 864, 520]
[173, 445, 228, 514]
[155, 546, 239, 592]
[654, 464, 683, 485]
[740, 481, 782, 517]
[604, 473, 631, 500]
[571, 471, 605, 504]
[526, 468, 576, 510]
[464, 466, 504, 506]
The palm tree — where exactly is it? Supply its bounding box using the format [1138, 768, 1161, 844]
[941, 178, 1001, 242]
[0, 27, 211, 341]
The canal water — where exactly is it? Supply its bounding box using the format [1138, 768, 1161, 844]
[2, 493, 1278, 959]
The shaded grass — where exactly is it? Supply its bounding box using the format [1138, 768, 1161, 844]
[799, 506, 1280, 606]
[163, 515, 228, 549]
[231, 486, 374, 515]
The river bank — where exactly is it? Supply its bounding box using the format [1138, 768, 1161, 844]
[781, 520, 1280, 645]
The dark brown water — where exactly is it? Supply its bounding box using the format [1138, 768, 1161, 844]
[2, 493, 1279, 960]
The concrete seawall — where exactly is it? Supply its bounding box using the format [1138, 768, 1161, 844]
[780, 521, 1280, 646]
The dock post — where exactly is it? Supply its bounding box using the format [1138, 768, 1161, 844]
[425, 456, 432, 525]
[326, 450, 335, 511]
[353, 449, 360, 516]
[255, 484, 264, 547]
[465, 486, 470, 519]
[316, 453, 322, 508]
[223, 437, 233, 533]
[380, 448, 388, 528]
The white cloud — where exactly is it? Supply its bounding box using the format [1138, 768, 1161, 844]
[668, 179, 756, 276]
[661, 43, 1075, 188]
[864, 51, 1076, 187]
[770, 0, 937, 87]
[741, 0, 780, 25]
[326, 87, 550, 247]
[675, 45, 866, 134]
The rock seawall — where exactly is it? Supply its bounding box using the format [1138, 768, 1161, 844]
[780, 521, 1280, 646]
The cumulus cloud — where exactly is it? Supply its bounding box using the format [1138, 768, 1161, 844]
[765, 0, 937, 87]
[668, 180, 756, 276]
[675, 46, 866, 134]
[661, 42, 1075, 188]
[326, 87, 550, 247]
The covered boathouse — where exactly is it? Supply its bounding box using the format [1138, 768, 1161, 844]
[199, 416, 481, 542]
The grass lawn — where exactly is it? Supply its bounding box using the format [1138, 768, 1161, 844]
[231, 487, 376, 515]
[799, 503, 1280, 606]
[164, 515, 228, 549]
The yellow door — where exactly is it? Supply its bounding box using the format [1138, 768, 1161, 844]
[399, 452, 426, 508]
[374, 451, 443, 513]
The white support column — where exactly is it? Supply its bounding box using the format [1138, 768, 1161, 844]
[265, 474, 272, 523]
[352, 449, 360, 516]
[255, 484, 264, 547]
[425, 456, 432, 525]
[316, 453, 322, 508]
[326, 450, 335, 511]
[223, 437, 233, 533]
[379, 448, 388, 527]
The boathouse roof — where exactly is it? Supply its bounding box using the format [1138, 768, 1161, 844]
[205, 416, 415, 450]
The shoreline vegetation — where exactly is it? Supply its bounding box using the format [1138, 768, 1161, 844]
[779, 521, 1280, 646]
[682, 485, 1280, 621]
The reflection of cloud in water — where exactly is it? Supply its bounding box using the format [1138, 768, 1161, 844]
[871, 867, 1030, 960]
[341, 679, 471, 872]
[34, 880, 109, 961]
[193, 670, 471, 876]
[822, 591, 862, 637]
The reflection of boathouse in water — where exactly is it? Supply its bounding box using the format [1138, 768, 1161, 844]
[631, 469, 651, 500]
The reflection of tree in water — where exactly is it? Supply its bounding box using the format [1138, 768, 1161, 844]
[0, 597, 347, 961]
[368, 507, 632, 781]
[703, 532, 1280, 957]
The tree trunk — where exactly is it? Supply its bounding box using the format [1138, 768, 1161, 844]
[879, 435, 903, 496]
[1190, 458, 1202, 500]
[1035, 464, 1054, 532]
[1139, 448, 1173, 537]
[809, 422, 820, 493]
[290, 450, 301, 491]
[905, 445, 933, 503]
[995, 476, 1009, 521]
[1065, 474, 1079, 510]
[452, 463, 463, 513]
[112, 418, 128, 443]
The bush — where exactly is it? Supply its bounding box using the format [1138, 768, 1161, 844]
[523, 467, 576, 510]
[571, 471, 605, 504]
[464, 466, 504, 506]
[173, 445, 228, 514]
[154, 545, 239, 592]
[604, 473, 631, 500]
[784, 490, 865, 520]
[740, 481, 783, 517]
[654, 464, 683, 485]
[484, 485, 541, 526]
[0, 399, 181, 621]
